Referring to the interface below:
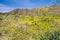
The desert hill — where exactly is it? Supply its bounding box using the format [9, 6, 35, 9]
[0, 6, 60, 15]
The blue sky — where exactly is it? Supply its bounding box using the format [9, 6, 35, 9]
[0, 0, 60, 12]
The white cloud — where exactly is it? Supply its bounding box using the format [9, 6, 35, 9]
[18, 0, 38, 9]
[6, 0, 38, 9]
[3, 0, 39, 9]
[0, 4, 14, 12]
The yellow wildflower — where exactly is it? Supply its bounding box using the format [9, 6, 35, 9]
[45, 8, 49, 12]
[55, 19, 60, 24]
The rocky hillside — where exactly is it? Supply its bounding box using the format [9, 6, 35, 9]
[0, 6, 60, 14]
[9, 6, 60, 14]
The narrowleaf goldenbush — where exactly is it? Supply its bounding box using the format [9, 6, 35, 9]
[0, 9, 60, 40]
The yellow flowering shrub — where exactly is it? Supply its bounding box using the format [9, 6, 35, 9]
[0, 12, 60, 40]
[55, 19, 60, 24]
[45, 8, 49, 12]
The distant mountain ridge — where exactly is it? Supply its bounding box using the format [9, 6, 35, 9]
[0, 6, 60, 14]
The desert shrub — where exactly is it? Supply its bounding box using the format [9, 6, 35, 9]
[0, 10, 60, 40]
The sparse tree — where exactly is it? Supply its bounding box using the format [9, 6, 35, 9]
[53, 0, 59, 6]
